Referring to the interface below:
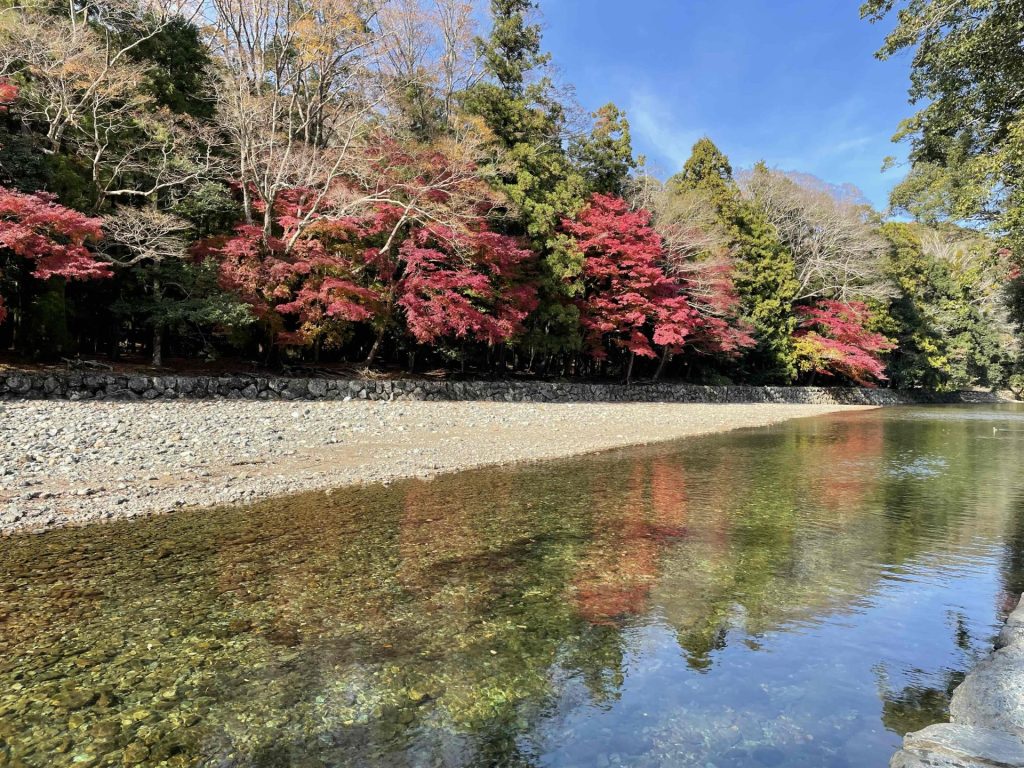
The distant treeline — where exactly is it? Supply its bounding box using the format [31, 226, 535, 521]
[0, 0, 1019, 390]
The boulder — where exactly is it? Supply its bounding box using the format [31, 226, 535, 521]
[997, 597, 1024, 650]
[891, 723, 1024, 767]
[949, 643, 1024, 739]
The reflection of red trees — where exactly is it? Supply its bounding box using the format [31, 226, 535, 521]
[650, 459, 690, 537]
[572, 458, 690, 625]
[813, 420, 883, 514]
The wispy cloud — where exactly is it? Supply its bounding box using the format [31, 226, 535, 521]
[817, 135, 875, 158]
[626, 88, 702, 177]
[541, 0, 916, 209]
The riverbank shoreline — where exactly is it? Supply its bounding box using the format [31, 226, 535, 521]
[890, 594, 1024, 767]
[1, 400, 874, 535]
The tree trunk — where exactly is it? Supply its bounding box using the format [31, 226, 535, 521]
[262, 209, 274, 245]
[625, 352, 636, 385]
[365, 328, 385, 365]
[152, 326, 163, 368]
[151, 274, 163, 367]
[654, 349, 670, 381]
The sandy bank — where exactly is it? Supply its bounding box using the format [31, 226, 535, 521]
[1, 400, 873, 535]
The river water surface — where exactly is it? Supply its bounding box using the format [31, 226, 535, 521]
[3, 405, 1024, 767]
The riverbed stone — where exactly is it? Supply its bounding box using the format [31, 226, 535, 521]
[997, 598, 1024, 650]
[892, 724, 1024, 767]
[121, 742, 149, 765]
[949, 644, 1024, 739]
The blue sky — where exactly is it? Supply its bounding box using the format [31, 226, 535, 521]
[539, 1, 914, 210]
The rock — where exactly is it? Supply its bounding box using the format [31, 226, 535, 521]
[58, 689, 99, 710]
[122, 742, 150, 765]
[997, 595, 1024, 650]
[890, 723, 1024, 767]
[949, 643, 1024, 739]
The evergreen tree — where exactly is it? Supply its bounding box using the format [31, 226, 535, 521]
[882, 222, 1015, 390]
[127, 16, 214, 119]
[672, 142, 798, 381]
[880, 223, 948, 389]
[463, 0, 583, 238]
[462, 0, 587, 357]
[732, 201, 799, 382]
[668, 137, 736, 213]
[572, 103, 637, 197]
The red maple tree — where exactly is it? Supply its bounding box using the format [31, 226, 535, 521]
[0, 80, 16, 112]
[214, 190, 376, 348]
[215, 188, 536, 353]
[563, 194, 698, 370]
[397, 223, 536, 346]
[0, 186, 108, 324]
[792, 300, 894, 386]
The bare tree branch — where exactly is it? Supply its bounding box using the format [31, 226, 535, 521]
[740, 167, 894, 302]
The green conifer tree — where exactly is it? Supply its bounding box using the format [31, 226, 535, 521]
[669, 137, 736, 212]
[732, 202, 799, 382]
[672, 141, 798, 381]
[463, 0, 587, 358]
[571, 103, 637, 197]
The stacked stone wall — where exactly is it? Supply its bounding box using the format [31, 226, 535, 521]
[0, 372, 1006, 404]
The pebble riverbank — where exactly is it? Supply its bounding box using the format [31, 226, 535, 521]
[0, 400, 871, 535]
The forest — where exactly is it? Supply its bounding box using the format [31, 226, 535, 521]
[0, 0, 1019, 390]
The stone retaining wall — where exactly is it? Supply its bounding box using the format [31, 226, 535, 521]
[890, 595, 1024, 767]
[0, 372, 1009, 405]
[0, 371, 1008, 404]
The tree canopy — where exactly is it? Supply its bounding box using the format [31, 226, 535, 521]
[0, 0, 1015, 388]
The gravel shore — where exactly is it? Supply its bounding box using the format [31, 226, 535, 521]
[0, 400, 872, 535]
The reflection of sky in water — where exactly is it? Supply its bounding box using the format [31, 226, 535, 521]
[886, 454, 948, 479]
[2, 405, 1024, 767]
[536, 553, 1000, 767]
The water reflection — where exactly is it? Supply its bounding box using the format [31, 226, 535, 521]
[1, 406, 1024, 767]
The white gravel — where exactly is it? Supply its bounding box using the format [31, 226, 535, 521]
[0, 400, 872, 534]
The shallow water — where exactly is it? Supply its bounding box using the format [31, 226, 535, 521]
[3, 405, 1024, 768]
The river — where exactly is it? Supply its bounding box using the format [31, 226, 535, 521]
[2, 404, 1023, 767]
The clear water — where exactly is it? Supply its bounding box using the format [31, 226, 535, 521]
[3, 405, 1024, 768]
